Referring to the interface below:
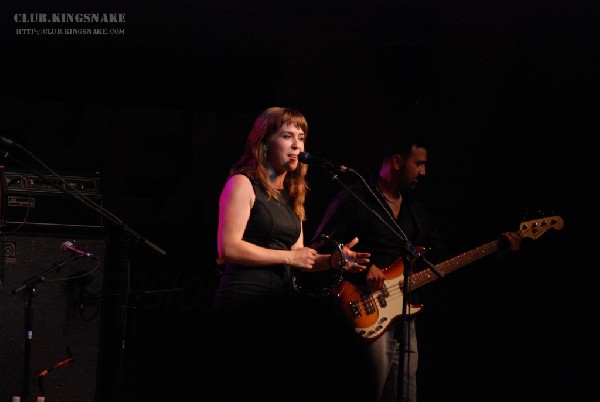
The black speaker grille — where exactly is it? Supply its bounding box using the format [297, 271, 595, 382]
[0, 233, 106, 402]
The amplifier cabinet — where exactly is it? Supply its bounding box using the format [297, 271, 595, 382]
[0, 232, 106, 402]
[0, 169, 104, 231]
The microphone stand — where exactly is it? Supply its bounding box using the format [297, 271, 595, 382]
[323, 167, 443, 401]
[1, 141, 167, 401]
[12, 255, 79, 402]
[323, 169, 442, 277]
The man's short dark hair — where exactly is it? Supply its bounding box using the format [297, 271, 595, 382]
[379, 129, 429, 160]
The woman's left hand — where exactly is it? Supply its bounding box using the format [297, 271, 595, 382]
[341, 237, 371, 273]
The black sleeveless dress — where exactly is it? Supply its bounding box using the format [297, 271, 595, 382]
[213, 178, 301, 310]
[206, 178, 362, 401]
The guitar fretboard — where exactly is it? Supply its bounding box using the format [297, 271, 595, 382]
[405, 239, 503, 290]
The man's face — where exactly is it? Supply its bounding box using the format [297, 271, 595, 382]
[398, 145, 427, 192]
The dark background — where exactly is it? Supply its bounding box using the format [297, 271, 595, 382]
[1, 1, 598, 401]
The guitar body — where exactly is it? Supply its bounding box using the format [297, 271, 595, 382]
[333, 256, 423, 341]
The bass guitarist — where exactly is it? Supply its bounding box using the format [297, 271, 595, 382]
[310, 131, 522, 402]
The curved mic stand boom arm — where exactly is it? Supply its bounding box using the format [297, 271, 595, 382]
[0, 142, 166, 256]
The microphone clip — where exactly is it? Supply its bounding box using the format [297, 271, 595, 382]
[298, 152, 352, 173]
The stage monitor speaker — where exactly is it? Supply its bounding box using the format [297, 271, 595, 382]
[0, 232, 106, 402]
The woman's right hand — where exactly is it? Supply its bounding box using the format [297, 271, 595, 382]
[290, 247, 318, 270]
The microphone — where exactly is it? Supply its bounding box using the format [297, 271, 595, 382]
[298, 152, 351, 173]
[60, 241, 98, 259]
[0, 136, 16, 147]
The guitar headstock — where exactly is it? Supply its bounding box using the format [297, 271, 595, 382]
[518, 215, 564, 240]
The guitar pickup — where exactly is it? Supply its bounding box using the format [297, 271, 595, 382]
[377, 295, 387, 307]
[360, 294, 376, 315]
[349, 300, 362, 318]
[377, 285, 389, 307]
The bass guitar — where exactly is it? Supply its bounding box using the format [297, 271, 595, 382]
[334, 216, 564, 341]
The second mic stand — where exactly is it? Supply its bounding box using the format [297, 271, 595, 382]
[324, 168, 443, 401]
[12, 255, 80, 402]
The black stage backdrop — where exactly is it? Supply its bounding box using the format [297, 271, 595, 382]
[0, 1, 598, 401]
